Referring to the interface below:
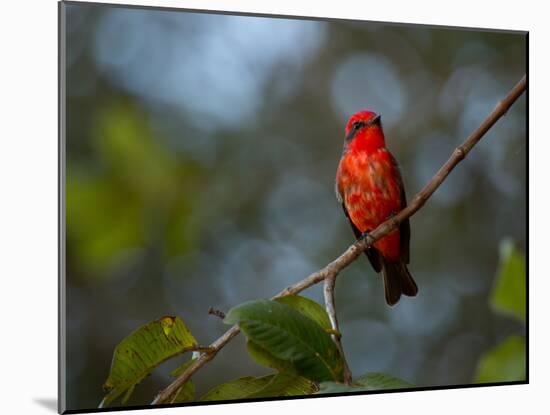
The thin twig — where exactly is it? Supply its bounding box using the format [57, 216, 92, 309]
[324, 275, 352, 384]
[151, 75, 526, 405]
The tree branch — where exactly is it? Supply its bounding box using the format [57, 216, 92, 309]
[151, 74, 526, 405]
[323, 275, 352, 384]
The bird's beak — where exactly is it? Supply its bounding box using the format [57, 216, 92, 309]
[366, 114, 381, 127]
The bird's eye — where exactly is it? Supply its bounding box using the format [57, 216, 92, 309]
[352, 121, 362, 131]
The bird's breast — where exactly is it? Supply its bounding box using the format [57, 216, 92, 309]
[337, 148, 402, 232]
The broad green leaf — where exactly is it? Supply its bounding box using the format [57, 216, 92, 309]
[275, 295, 332, 330]
[171, 381, 195, 403]
[100, 316, 197, 407]
[318, 373, 412, 394]
[224, 300, 344, 382]
[317, 382, 362, 394]
[246, 296, 332, 373]
[246, 341, 297, 373]
[474, 335, 526, 383]
[200, 374, 317, 401]
[200, 376, 274, 401]
[491, 239, 526, 322]
[246, 373, 318, 398]
[355, 373, 413, 389]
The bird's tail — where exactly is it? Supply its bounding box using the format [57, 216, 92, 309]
[382, 260, 418, 306]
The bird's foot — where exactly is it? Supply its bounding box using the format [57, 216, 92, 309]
[357, 231, 370, 241]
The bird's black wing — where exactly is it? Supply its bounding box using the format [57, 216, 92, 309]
[389, 154, 410, 264]
[399, 192, 411, 264]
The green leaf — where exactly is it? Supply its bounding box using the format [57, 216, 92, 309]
[167, 358, 197, 403]
[474, 335, 526, 383]
[100, 316, 197, 407]
[171, 381, 195, 403]
[246, 296, 332, 373]
[355, 373, 413, 389]
[246, 373, 318, 398]
[246, 341, 297, 373]
[318, 373, 413, 394]
[200, 376, 274, 401]
[490, 239, 526, 322]
[224, 299, 344, 382]
[200, 374, 317, 401]
[317, 382, 361, 394]
[275, 295, 332, 330]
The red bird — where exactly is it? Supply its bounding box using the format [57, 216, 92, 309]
[335, 110, 417, 306]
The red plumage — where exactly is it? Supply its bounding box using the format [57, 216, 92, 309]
[335, 110, 418, 305]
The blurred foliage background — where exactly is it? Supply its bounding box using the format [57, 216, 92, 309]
[63, 2, 526, 410]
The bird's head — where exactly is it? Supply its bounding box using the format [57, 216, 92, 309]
[345, 110, 382, 140]
[343, 110, 385, 152]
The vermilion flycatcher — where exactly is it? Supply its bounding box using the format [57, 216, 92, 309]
[335, 110, 418, 306]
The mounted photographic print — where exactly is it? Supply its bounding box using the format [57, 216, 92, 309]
[58, 1, 528, 413]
